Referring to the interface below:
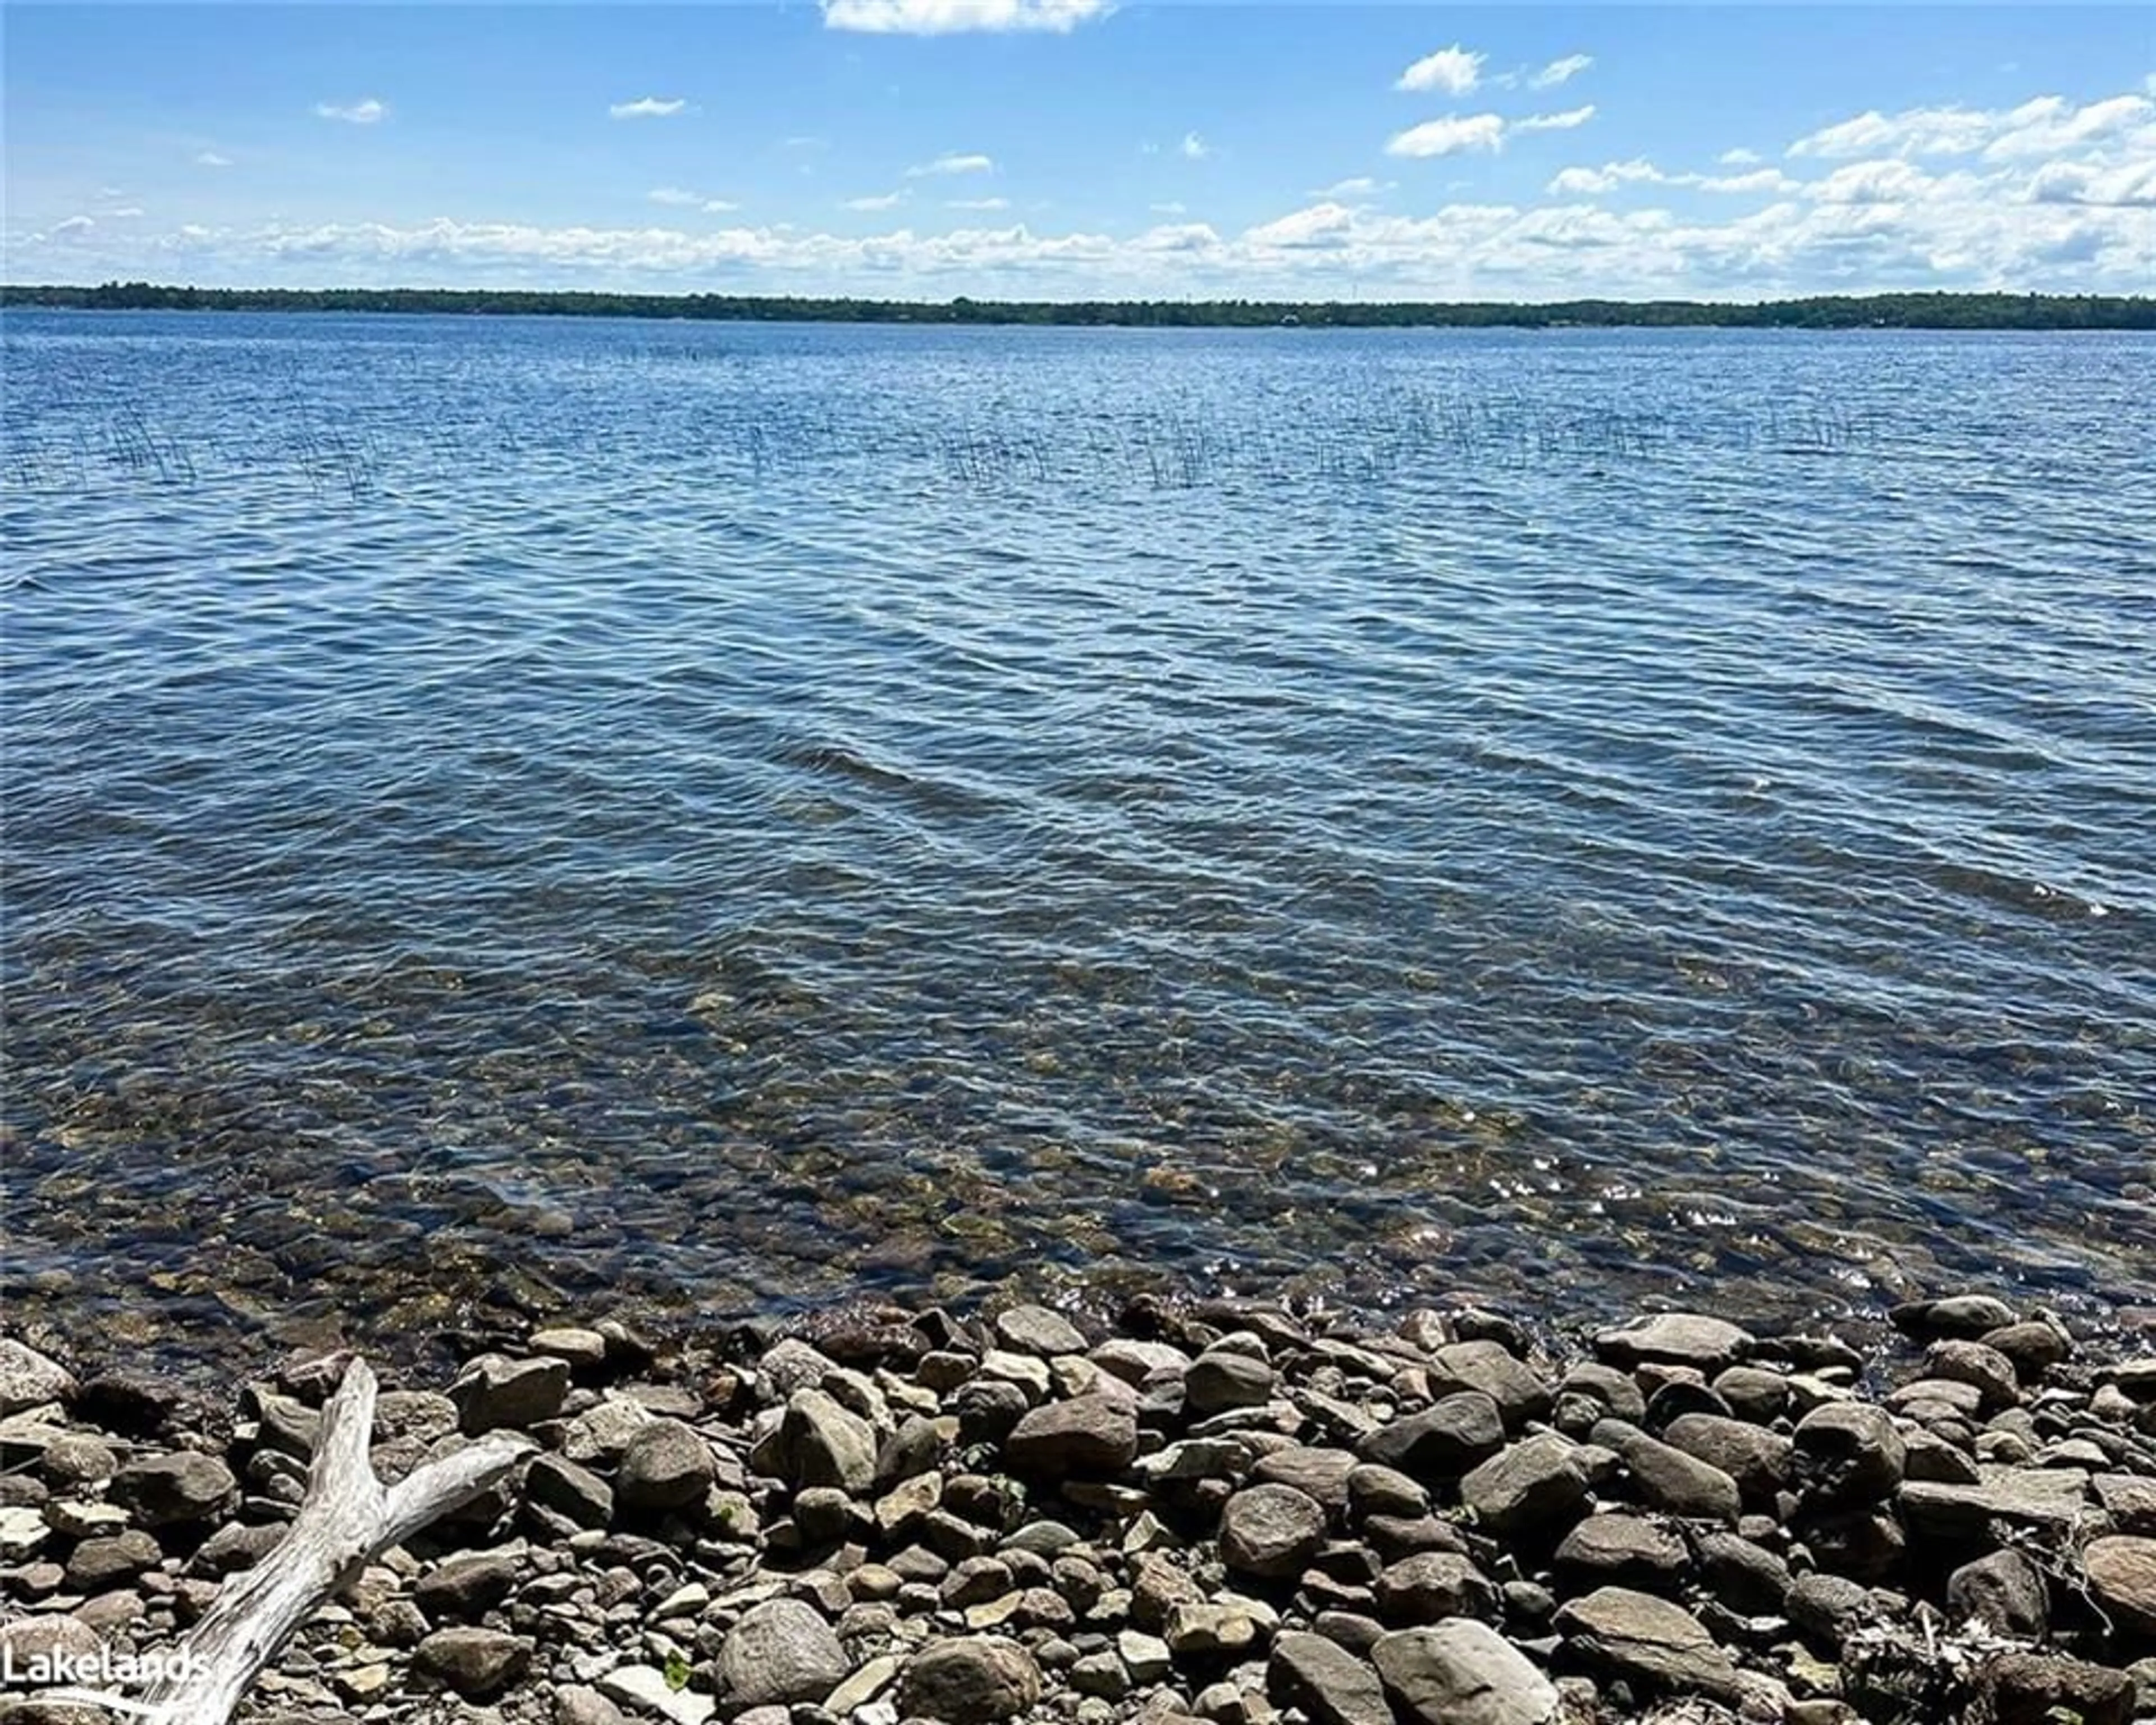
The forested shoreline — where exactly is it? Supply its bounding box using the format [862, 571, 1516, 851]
[6, 281, 2153, 330]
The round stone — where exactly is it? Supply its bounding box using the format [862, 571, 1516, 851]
[1219, 1483, 1327, 1579]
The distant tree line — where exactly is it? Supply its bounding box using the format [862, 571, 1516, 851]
[4, 281, 2153, 330]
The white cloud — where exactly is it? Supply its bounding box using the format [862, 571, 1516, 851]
[1530, 54, 1593, 90]
[1549, 159, 1660, 195]
[1133, 222, 1221, 253]
[611, 97, 688, 120]
[1392, 107, 1591, 158]
[106, 207, 145, 219]
[2025, 157, 2156, 207]
[648, 188, 741, 212]
[2081, 158, 2156, 206]
[1396, 45, 1484, 97]
[34, 79, 2151, 303]
[1149, 200, 1186, 216]
[908, 152, 995, 177]
[316, 98, 386, 125]
[1790, 109, 1950, 159]
[1387, 114, 1506, 158]
[1719, 148, 1762, 166]
[948, 197, 1011, 210]
[1797, 106, 1994, 159]
[1981, 93, 2153, 161]
[1698, 168, 1801, 195]
[1767, 90, 2156, 252]
[37, 190, 2152, 302]
[1516, 105, 1597, 134]
[821, 0, 1111, 33]
[1806, 159, 1945, 204]
[1180, 131, 1213, 161]
[194, 150, 232, 169]
[1245, 202, 1359, 249]
[1312, 176, 1383, 199]
[1551, 159, 1799, 197]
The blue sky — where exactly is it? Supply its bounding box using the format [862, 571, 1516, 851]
[6, 4, 2153, 299]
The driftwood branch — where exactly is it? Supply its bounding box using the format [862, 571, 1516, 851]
[125, 1355, 531, 1725]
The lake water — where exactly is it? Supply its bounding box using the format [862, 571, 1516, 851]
[3, 311, 2152, 1356]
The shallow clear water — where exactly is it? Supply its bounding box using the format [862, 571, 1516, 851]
[3, 311, 2153, 1351]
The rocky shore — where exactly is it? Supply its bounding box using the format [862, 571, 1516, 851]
[3, 1293, 2154, 1725]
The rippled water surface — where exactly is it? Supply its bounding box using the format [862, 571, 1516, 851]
[4, 311, 2153, 1352]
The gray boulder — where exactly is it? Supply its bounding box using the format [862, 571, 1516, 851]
[1459, 1434, 1590, 1537]
[1429, 1343, 1552, 1431]
[1375, 1553, 1500, 1624]
[109, 1451, 236, 1527]
[1371, 1622, 1559, 1725]
[450, 1354, 569, 1434]
[1660, 1413, 1792, 1507]
[1004, 1395, 1139, 1477]
[1974, 1652, 2134, 1725]
[526, 1453, 615, 1527]
[1792, 1403, 1906, 1506]
[1358, 1393, 1506, 1482]
[773, 1388, 878, 1493]
[1593, 1313, 1751, 1374]
[1554, 1586, 1743, 1701]
[618, 1418, 718, 1511]
[716, 1598, 849, 1706]
[1947, 1548, 2049, 1637]
[415, 1550, 521, 1621]
[1552, 1514, 1688, 1591]
[898, 1636, 1043, 1724]
[1591, 1420, 1739, 1523]
[0, 1341, 75, 1416]
[1219, 1484, 1327, 1579]
[1186, 1350, 1277, 1415]
[2084, 1536, 2156, 1637]
[1268, 1631, 1391, 1725]
[995, 1305, 1088, 1358]
[1253, 1446, 1359, 1510]
[414, 1627, 534, 1697]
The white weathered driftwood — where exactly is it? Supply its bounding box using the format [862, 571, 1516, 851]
[127, 1354, 531, 1725]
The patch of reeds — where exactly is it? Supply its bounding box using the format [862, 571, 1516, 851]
[0, 371, 1888, 505]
